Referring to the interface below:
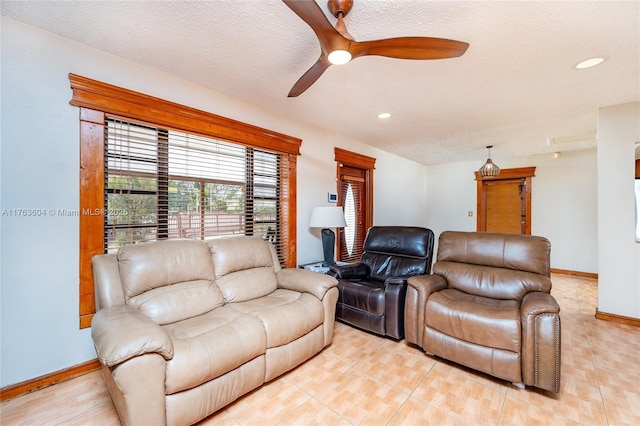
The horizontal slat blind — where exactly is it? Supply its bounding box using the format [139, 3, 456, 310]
[104, 117, 285, 262]
[339, 166, 366, 262]
[105, 119, 160, 251]
[484, 179, 525, 234]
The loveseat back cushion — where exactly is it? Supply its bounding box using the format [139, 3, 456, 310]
[361, 226, 434, 281]
[207, 236, 278, 302]
[117, 239, 223, 325]
[434, 231, 552, 300]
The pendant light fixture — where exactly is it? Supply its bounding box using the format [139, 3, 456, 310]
[478, 145, 500, 177]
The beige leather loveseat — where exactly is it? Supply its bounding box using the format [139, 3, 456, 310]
[90, 236, 339, 425]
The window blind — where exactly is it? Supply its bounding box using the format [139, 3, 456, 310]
[104, 117, 286, 262]
[338, 166, 366, 262]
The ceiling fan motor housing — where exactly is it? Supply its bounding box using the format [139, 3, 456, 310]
[328, 0, 354, 18]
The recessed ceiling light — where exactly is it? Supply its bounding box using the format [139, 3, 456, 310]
[377, 112, 391, 119]
[575, 57, 605, 69]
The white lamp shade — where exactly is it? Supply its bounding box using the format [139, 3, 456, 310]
[309, 206, 347, 228]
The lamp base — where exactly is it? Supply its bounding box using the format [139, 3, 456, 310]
[321, 228, 336, 266]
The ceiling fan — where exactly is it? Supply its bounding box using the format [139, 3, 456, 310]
[283, 0, 469, 97]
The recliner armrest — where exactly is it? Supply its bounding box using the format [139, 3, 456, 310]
[385, 275, 423, 286]
[384, 276, 405, 286]
[406, 274, 448, 300]
[276, 268, 338, 300]
[91, 305, 174, 367]
[382, 276, 413, 339]
[521, 291, 561, 392]
[404, 274, 448, 346]
[328, 262, 370, 279]
[521, 291, 560, 317]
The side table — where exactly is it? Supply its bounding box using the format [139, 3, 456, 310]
[298, 261, 330, 274]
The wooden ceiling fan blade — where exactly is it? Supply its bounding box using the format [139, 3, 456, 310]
[288, 58, 331, 97]
[350, 37, 469, 60]
[282, 0, 343, 50]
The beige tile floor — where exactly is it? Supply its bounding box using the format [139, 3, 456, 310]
[2, 274, 639, 425]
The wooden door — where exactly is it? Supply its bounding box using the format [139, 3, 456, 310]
[476, 167, 535, 235]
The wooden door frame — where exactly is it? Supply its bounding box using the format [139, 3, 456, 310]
[475, 166, 536, 234]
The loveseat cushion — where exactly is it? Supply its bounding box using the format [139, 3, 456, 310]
[207, 237, 278, 302]
[162, 306, 266, 395]
[117, 240, 223, 325]
[227, 289, 324, 348]
[426, 288, 521, 353]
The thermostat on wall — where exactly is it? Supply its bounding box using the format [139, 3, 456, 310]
[328, 193, 338, 202]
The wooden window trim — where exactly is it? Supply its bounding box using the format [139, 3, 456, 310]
[475, 166, 536, 235]
[69, 74, 301, 155]
[71, 74, 301, 328]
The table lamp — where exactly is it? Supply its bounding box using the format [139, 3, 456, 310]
[309, 206, 347, 266]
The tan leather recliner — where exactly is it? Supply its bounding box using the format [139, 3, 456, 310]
[405, 231, 561, 392]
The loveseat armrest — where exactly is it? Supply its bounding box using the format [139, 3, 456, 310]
[327, 262, 370, 280]
[276, 268, 338, 300]
[404, 274, 448, 347]
[521, 291, 561, 392]
[91, 305, 174, 367]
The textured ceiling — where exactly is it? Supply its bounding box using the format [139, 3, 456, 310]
[2, 0, 639, 165]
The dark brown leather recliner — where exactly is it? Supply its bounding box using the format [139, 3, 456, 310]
[405, 231, 561, 392]
[328, 226, 435, 339]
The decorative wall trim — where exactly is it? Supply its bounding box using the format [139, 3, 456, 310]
[334, 147, 376, 169]
[69, 74, 302, 155]
[550, 268, 598, 280]
[595, 309, 640, 327]
[0, 359, 101, 402]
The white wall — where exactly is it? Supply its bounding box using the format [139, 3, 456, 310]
[426, 149, 598, 273]
[597, 102, 640, 318]
[0, 18, 427, 387]
[374, 158, 429, 227]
